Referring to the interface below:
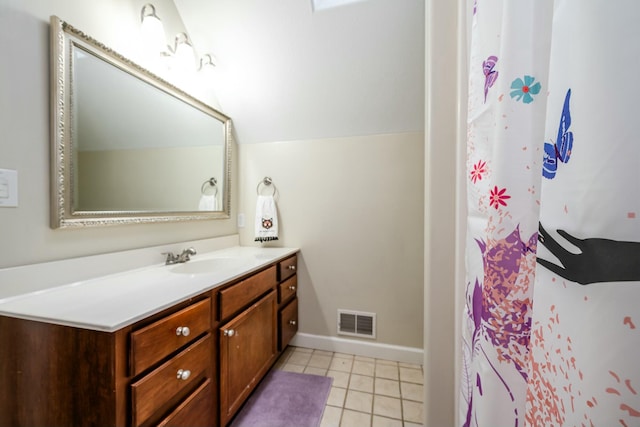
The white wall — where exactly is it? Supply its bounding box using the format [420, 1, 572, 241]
[0, 0, 236, 268]
[238, 133, 424, 348]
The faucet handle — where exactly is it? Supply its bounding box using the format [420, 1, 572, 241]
[162, 252, 177, 264]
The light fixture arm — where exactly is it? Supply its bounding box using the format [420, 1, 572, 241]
[141, 3, 160, 23]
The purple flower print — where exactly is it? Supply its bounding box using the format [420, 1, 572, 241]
[483, 56, 499, 103]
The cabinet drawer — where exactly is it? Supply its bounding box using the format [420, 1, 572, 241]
[131, 334, 212, 427]
[278, 254, 297, 282]
[219, 266, 276, 320]
[279, 297, 298, 350]
[157, 379, 213, 427]
[130, 298, 211, 376]
[278, 275, 297, 304]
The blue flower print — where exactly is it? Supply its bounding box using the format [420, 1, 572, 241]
[510, 75, 541, 104]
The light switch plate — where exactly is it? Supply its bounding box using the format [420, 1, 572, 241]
[0, 169, 18, 207]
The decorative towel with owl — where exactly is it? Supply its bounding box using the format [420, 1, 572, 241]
[254, 195, 279, 242]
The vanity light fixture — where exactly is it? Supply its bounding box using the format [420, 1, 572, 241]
[139, 3, 217, 75]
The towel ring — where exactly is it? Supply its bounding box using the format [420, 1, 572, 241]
[256, 176, 276, 196]
[201, 177, 218, 196]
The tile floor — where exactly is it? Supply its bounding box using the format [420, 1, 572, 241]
[272, 346, 424, 427]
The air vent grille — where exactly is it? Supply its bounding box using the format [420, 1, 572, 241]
[337, 310, 376, 339]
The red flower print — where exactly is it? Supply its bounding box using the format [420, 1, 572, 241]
[489, 186, 511, 209]
[471, 160, 487, 184]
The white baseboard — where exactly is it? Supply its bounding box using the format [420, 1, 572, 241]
[290, 333, 424, 365]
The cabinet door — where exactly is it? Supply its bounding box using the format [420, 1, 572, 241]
[219, 291, 277, 426]
[279, 297, 298, 351]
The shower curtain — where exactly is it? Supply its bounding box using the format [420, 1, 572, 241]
[462, 1, 640, 426]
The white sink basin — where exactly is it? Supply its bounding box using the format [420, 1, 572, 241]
[169, 258, 246, 275]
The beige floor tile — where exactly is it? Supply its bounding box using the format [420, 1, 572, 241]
[373, 395, 402, 419]
[272, 359, 286, 370]
[349, 374, 374, 393]
[292, 346, 314, 353]
[274, 347, 425, 427]
[320, 406, 342, 427]
[399, 362, 422, 370]
[281, 363, 305, 373]
[288, 351, 312, 366]
[320, 405, 342, 427]
[355, 354, 376, 363]
[309, 354, 333, 369]
[344, 390, 373, 413]
[330, 357, 354, 373]
[399, 367, 423, 384]
[277, 349, 293, 363]
[400, 382, 423, 402]
[375, 359, 398, 367]
[333, 352, 355, 360]
[402, 400, 424, 424]
[305, 366, 328, 376]
[372, 415, 403, 427]
[327, 387, 347, 407]
[352, 360, 375, 376]
[375, 364, 399, 380]
[340, 409, 371, 427]
[375, 378, 400, 398]
[327, 370, 351, 388]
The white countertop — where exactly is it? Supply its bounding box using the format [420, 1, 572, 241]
[0, 246, 298, 332]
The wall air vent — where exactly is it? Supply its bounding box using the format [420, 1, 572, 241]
[337, 310, 376, 339]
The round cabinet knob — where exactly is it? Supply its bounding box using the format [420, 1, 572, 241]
[288, 285, 296, 291]
[289, 320, 297, 326]
[176, 369, 191, 380]
[224, 329, 235, 337]
[287, 265, 296, 271]
[176, 326, 190, 337]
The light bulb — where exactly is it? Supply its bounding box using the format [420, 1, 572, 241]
[140, 4, 167, 55]
[173, 33, 196, 72]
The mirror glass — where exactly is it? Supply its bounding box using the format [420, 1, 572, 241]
[50, 16, 232, 228]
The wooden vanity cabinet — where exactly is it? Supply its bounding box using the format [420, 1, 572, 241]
[0, 295, 216, 427]
[0, 251, 299, 427]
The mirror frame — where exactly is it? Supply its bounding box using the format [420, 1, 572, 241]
[50, 16, 232, 228]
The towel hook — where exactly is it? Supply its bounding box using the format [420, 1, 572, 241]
[256, 176, 276, 196]
[201, 177, 218, 196]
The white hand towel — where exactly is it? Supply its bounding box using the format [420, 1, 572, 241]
[254, 195, 279, 242]
[198, 194, 218, 211]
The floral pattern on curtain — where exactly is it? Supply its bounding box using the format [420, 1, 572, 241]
[462, 1, 640, 426]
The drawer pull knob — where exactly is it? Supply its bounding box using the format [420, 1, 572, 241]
[287, 265, 296, 271]
[289, 320, 297, 326]
[176, 326, 190, 337]
[176, 369, 191, 380]
[224, 329, 235, 337]
[288, 285, 296, 291]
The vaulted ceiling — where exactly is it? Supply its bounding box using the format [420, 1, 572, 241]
[173, 0, 425, 144]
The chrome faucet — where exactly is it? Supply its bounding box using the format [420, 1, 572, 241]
[164, 247, 197, 265]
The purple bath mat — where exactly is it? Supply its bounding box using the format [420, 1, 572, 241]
[230, 370, 333, 427]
